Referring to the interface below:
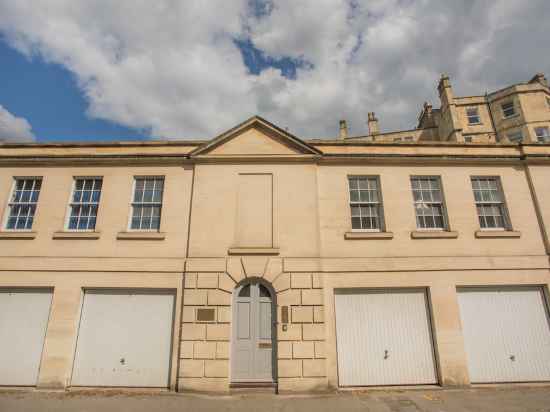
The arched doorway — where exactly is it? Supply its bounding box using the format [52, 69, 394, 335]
[231, 279, 276, 383]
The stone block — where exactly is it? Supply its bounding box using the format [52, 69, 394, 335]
[302, 289, 323, 305]
[277, 323, 302, 341]
[180, 359, 204, 377]
[178, 378, 229, 393]
[303, 323, 325, 341]
[277, 377, 327, 393]
[205, 360, 229, 378]
[207, 290, 231, 306]
[303, 359, 326, 377]
[181, 323, 206, 340]
[186, 258, 225, 272]
[218, 272, 236, 293]
[217, 306, 231, 323]
[197, 273, 218, 289]
[291, 273, 312, 289]
[241, 256, 269, 277]
[277, 289, 301, 306]
[184, 289, 207, 305]
[314, 341, 326, 359]
[182, 306, 196, 323]
[263, 258, 283, 282]
[292, 306, 313, 323]
[207, 323, 231, 341]
[226, 257, 245, 283]
[312, 273, 323, 289]
[194, 341, 216, 359]
[180, 341, 194, 359]
[313, 306, 324, 323]
[292, 341, 314, 359]
[277, 341, 292, 359]
[272, 272, 290, 292]
[278, 359, 302, 378]
[184, 272, 197, 289]
[216, 342, 229, 359]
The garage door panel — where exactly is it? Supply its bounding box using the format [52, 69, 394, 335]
[458, 287, 550, 383]
[71, 290, 174, 387]
[0, 289, 53, 386]
[335, 289, 437, 386]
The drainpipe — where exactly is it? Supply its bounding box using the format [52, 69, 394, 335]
[521, 148, 550, 255]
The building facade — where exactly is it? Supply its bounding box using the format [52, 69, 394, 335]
[1, 74, 550, 393]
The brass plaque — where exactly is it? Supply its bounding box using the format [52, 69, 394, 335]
[196, 308, 216, 322]
[258, 342, 272, 348]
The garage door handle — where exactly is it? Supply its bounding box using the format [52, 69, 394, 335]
[120, 358, 125, 365]
[510, 355, 515, 362]
[384, 350, 389, 360]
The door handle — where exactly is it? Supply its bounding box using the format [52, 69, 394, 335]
[384, 350, 389, 360]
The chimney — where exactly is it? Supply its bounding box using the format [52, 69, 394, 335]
[339, 120, 348, 139]
[529, 72, 549, 88]
[437, 73, 454, 106]
[367, 112, 379, 135]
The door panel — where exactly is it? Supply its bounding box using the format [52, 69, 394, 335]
[231, 282, 274, 382]
[458, 287, 550, 383]
[335, 289, 437, 386]
[71, 290, 174, 387]
[0, 289, 52, 386]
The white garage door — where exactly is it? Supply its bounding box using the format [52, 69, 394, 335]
[335, 289, 437, 386]
[71, 290, 175, 387]
[458, 287, 550, 383]
[0, 289, 53, 386]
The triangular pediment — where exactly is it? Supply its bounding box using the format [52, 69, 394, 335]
[190, 116, 321, 157]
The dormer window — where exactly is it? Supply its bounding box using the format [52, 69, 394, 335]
[501, 101, 516, 119]
[466, 107, 481, 124]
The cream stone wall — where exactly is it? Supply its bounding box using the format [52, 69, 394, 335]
[0, 165, 194, 258]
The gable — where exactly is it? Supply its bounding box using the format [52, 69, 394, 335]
[208, 127, 301, 156]
[190, 116, 321, 157]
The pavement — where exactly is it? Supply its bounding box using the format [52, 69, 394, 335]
[1, 386, 550, 412]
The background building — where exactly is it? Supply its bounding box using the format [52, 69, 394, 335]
[1, 74, 550, 393]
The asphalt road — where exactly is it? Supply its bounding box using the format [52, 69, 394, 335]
[1, 386, 550, 412]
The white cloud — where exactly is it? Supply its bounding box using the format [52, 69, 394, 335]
[0, 0, 549, 139]
[0, 105, 35, 142]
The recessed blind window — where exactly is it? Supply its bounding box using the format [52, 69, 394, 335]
[535, 127, 550, 143]
[466, 107, 480, 124]
[68, 178, 102, 230]
[130, 177, 164, 230]
[471, 177, 509, 230]
[507, 130, 523, 142]
[501, 101, 516, 118]
[411, 176, 448, 230]
[349, 176, 384, 231]
[5, 178, 42, 230]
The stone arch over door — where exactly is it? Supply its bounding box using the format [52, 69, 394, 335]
[231, 277, 277, 383]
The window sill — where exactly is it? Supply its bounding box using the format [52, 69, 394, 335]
[228, 247, 280, 255]
[475, 230, 521, 238]
[502, 113, 520, 120]
[411, 230, 458, 239]
[344, 231, 394, 240]
[52, 231, 101, 240]
[116, 231, 166, 240]
[0, 231, 37, 239]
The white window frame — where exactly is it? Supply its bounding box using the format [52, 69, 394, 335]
[501, 101, 517, 119]
[535, 126, 550, 143]
[410, 176, 450, 231]
[466, 107, 481, 125]
[64, 176, 103, 231]
[471, 176, 511, 231]
[2, 177, 42, 231]
[348, 175, 385, 232]
[127, 176, 164, 231]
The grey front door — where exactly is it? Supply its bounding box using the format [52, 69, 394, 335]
[231, 281, 274, 382]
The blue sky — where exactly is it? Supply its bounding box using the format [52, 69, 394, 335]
[0, 1, 549, 142]
[0, 39, 148, 142]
